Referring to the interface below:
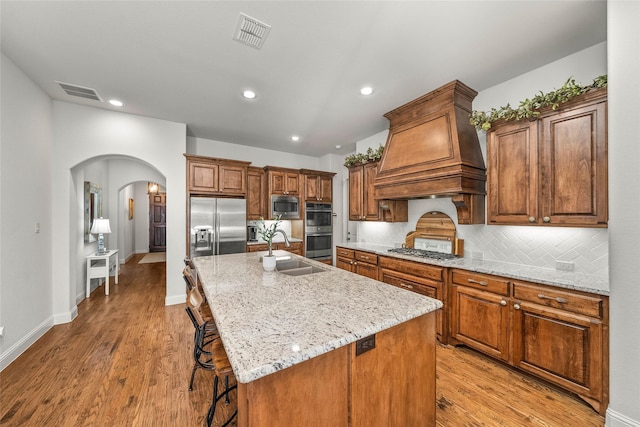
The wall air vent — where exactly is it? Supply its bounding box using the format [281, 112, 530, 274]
[233, 13, 271, 50]
[56, 81, 103, 102]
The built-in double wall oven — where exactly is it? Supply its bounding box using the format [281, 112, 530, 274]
[305, 202, 332, 261]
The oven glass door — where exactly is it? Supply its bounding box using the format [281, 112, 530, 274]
[305, 210, 332, 227]
[305, 233, 332, 259]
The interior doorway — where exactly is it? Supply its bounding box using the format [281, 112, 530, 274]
[149, 192, 166, 252]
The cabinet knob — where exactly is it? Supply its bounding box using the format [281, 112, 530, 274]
[528, 216, 536, 223]
[543, 216, 551, 223]
[514, 303, 521, 310]
[500, 299, 507, 306]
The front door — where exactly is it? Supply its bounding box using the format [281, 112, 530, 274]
[149, 192, 166, 252]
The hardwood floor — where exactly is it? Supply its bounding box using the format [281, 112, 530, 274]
[0, 255, 604, 426]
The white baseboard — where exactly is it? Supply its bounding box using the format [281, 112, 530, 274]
[53, 305, 78, 324]
[607, 408, 640, 427]
[165, 293, 186, 306]
[0, 316, 53, 371]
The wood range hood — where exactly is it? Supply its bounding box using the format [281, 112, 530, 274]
[373, 80, 486, 224]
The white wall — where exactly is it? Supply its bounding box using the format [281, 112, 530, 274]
[119, 183, 135, 263]
[134, 181, 151, 254]
[0, 53, 54, 369]
[52, 102, 187, 322]
[607, 2, 640, 426]
[353, 43, 609, 277]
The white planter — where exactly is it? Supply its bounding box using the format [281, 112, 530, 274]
[262, 255, 276, 271]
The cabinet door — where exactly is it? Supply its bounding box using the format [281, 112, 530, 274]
[354, 262, 377, 279]
[247, 168, 266, 220]
[285, 173, 300, 195]
[336, 256, 355, 272]
[305, 175, 319, 201]
[363, 162, 381, 220]
[270, 171, 286, 195]
[451, 284, 510, 361]
[348, 166, 364, 220]
[487, 120, 538, 224]
[319, 175, 333, 202]
[512, 301, 603, 403]
[219, 165, 247, 195]
[540, 101, 607, 226]
[189, 161, 219, 193]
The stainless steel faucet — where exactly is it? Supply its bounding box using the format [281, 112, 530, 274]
[273, 229, 291, 247]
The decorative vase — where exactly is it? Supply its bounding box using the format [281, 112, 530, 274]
[262, 255, 276, 271]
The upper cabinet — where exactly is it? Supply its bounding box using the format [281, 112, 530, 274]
[186, 154, 250, 196]
[301, 169, 336, 202]
[265, 167, 300, 196]
[487, 88, 607, 227]
[247, 166, 267, 220]
[349, 162, 407, 222]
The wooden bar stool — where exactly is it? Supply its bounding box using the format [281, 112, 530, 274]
[185, 288, 218, 391]
[206, 339, 237, 427]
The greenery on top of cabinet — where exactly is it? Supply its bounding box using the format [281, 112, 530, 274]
[470, 75, 607, 131]
[343, 145, 384, 167]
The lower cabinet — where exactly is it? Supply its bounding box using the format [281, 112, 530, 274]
[450, 269, 609, 415]
[378, 256, 446, 342]
[336, 247, 378, 279]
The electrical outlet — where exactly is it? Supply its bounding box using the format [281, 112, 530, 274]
[35, 222, 40, 233]
[471, 251, 484, 260]
[555, 261, 575, 272]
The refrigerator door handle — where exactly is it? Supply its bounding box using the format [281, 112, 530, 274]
[215, 212, 220, 255]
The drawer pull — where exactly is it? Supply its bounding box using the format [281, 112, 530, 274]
[537, 294, 568, 304]
[467, 278, 488, 286]
[362, 256, 369, 260]
[399, 283, 414, 290]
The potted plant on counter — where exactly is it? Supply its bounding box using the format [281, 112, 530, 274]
[257, 215, 282, 271]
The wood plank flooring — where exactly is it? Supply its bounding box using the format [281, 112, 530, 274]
[0, 254, 605, 426]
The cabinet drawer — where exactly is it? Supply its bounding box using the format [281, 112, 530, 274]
[381, 271, 438, 299]
[513, 282, 604, 318]
[355, 251, 377, 264]
[379, 256, 444, 282]
[336, 247, 354, 259]
[451, 270, 509, 296]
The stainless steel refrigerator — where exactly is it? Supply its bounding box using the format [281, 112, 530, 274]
[189, 197, 246, 256]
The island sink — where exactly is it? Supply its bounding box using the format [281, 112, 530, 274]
[276, 259, 326, 276]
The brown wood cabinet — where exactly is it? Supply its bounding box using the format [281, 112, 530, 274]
[247, 241, 303, 255]
[246, 166, 266, 220]
[379, 256, 446, 342]
[301, 169, 335, 202]
[487, 88, 607, 227]
[185, 154, 250, 196]
[265, 166, 300, 196]
[348, 162, 407, 222]
[335, 247, 378, 279]
[450, 268, 609, 414]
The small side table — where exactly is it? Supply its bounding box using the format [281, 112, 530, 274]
[86, 249, 119, 298]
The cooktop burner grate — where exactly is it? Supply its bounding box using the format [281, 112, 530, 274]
[387, 247, 459, 260]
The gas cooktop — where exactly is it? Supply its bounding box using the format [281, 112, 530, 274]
[387, 247, 459, 261]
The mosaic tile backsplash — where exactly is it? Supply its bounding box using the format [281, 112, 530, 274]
[354, 198, 608, 278]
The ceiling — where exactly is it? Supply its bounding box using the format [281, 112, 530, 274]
[0, 1, 606, 157]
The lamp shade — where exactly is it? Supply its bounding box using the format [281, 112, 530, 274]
[90, 218, 111, 234]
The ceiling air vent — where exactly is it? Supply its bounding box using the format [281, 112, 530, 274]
[56, 81, 103, 102]
[233, 13, 271, 50]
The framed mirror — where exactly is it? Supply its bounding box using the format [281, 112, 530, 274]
[84, 181, 102, 242]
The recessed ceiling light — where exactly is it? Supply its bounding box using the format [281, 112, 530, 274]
[242, 90, 256, 99]
[335, 145, 342, 149]
[108, 99, 124, 107]
[360, 86, 374, 96]
[290, 135, 300, 142]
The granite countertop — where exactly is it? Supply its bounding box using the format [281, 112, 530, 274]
[337, 242, 609, 296]
[193, 250, 442, 384]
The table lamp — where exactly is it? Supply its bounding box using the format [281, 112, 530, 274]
[91, 217, 111, 254]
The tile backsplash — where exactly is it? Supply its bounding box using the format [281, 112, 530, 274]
[353, 198, 608, 278]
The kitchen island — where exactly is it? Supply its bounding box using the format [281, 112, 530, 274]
[193, 250, 442, 427]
